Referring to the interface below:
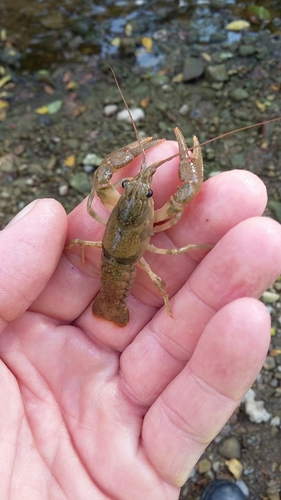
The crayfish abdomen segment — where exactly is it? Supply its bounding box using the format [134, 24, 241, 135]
[92, 252, 136, 327]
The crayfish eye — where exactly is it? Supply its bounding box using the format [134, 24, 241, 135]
[122, 179, 129, 189]
[146, 189, 153, 198]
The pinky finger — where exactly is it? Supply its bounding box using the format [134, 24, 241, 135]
[141, 297, 270, 486]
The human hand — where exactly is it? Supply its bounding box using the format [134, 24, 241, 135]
[1, 142, 281, 500]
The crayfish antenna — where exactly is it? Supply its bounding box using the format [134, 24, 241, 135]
[109, 66, 147, 170]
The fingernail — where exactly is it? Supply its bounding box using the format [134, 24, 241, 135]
[8, 200, 39, 226]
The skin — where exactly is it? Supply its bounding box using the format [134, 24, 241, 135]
[0, 141, 281, 500]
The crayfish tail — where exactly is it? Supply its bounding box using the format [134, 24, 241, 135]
[92, 292, 129, 327]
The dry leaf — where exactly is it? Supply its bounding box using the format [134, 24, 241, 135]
[0, 99, 9, 108]
[44, 84, 54, 94]
[172, 73, 183, 83]
[226, 20, 250, 31]
[111, 37, 120, 47]
[35, 105, 49, 114]
[0, 74, 11, 88]
[225, 458, 243, 479]
[125, 23, 133, 36]
[66, 81, 78, 90]
[140, 97, 150, 108]
[63, 71, 72, 83]
[142, 37, 153, 51]
[255, 100, 266, 112]
[64, 155, 75, 167]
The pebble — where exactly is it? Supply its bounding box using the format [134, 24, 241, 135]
[236, 480, 249, 497]
[243, 388, 271, 423]
[218, 436, 241, 459]
[103, 104, 118, 117]
[270, 416, 280, 427]
[197, 458, 211, 474]
[179, 104, 190, 115]
[116, 108, 145, 122]
[230, 88, 249, 101]
[58, 184, 68, 196]
[83, 164, 94, 174]
[239, 44, 256, 56]
[262, 291, 280, 303]
[205, 64, 228, 82]
[82, 153, 102, 166]
[69, 172, 91, 194]
[263, 356, 276, 370]
[182, 57, 204, 82]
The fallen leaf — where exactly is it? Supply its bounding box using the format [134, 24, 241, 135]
[0, 99, 9, 108]
[255, 100, 266, 112]
[225, 458, 243, 479]
[201, 52, 212, 62]
[111, 37, 120, 47]
[0, 108, 7, 121]
[271, 83, 280, 92]
[247, 5, 271, 22]
[226, 20, 250, 31]
[64, 155, 75, 167]
[66, 81, 79, 90]
[73, 105, 86, 117]
[44, 84, 54, 94]
[142, 37, 153, 51]
[63, 71, 72, 83]
[0, 74, 11, 88]
[140, 97, 150, 108]
[125, 23, 133, 36]
[47, 100, 62, 114]
[172, 73, 183, 83]
[35, 105, 49, 114]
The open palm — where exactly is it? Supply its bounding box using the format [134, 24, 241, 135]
[1, 142, 281, 500]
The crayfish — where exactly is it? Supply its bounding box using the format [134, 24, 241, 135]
[67, 72, 213, 326]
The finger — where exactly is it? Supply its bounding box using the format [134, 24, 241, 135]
[0, 199, 67, 330]
[73, 168, 268, 351]
[119, 216, 281, 405]
[141, 297, 270, 486]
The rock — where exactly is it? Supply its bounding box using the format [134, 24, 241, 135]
[40, 12, 65, 29]
[197, 458, 211, 474]
[0, 46, 22, 67]
[205, 64, 228, 82]
[242, 388, 271, 423]
[183, 57, 204, 82]
[82, 153, 102, 166]
[218, 437, 241, 459]
[230, 88, 249, 101]
[239, 45, 256, 56]
[262, 290, 280, 303]
[179, 104, 190, 115]
[263, 356, 276, 370]
[69, 173, 91, 194]
[58, 184, 68, 196]
[116, 108, 145, 122]
[103, 104, 118, 117]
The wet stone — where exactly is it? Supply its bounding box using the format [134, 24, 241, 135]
[230, 88, 249, 101]
[239, 45, 256, 57]
[183, 57, 204, 82]
[0, 46, 22, 67]
[205, 64, 228, 83]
